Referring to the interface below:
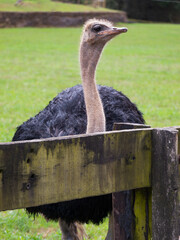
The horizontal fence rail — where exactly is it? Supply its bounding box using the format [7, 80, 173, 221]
[0, 128, 152, 211]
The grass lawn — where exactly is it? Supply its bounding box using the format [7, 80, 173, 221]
[0, 23, 179, 239]
[0, 0, 114, 12]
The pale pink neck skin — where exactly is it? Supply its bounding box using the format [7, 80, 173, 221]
[80, 41, 106, 134]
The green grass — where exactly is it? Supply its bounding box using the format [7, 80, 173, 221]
[0, 210, 108, 239]
[0, 0, 114, 12]
[0, 23, 180, 239]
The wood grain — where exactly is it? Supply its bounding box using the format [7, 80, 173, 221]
[152, 128, 179, 240]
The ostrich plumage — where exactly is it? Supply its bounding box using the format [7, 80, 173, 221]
[12, 84, 144, 224]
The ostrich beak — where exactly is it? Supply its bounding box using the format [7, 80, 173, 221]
[98, 27, 128, 38]
[112, 27, 128, 34]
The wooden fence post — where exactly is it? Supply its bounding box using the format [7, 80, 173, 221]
[177, 127, 180, 237]
[152, 128, 179, 239]
[112, 123, 151, 240]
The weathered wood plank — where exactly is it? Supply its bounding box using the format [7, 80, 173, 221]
[113, 122, 151, 131]
[152, 128, 179, 240]
[0, 129, 152, 211]
[174, 126, 180, 155]
[175, 126, 180, 236]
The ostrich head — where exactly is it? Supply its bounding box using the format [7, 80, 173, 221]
[81, 18, 127, 45]
[80, 19, 128, 73]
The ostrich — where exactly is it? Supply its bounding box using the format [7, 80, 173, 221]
[12, 19, 145, 239]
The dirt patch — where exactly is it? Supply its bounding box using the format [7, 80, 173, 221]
[0, 11, 127, 28]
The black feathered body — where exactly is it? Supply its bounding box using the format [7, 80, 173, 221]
[12, 84, 144, 224]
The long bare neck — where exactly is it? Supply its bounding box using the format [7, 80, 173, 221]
[80, 41, 106, 134]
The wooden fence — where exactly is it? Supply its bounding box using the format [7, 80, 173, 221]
[0, 123, 179, 239]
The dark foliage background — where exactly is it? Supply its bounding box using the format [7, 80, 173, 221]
[58, 0, 180, 23]
[106, 0, 180, 23]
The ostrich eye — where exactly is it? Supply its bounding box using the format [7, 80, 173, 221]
[92, 24, 102, 33]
